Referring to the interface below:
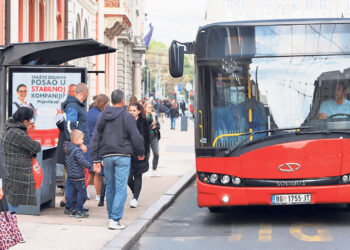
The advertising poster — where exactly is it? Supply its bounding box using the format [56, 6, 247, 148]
[9, 67, 87, 148]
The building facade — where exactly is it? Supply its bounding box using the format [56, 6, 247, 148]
[0, 0, 146, 103]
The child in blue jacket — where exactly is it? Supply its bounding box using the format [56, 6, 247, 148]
[64, 129, 99, 218]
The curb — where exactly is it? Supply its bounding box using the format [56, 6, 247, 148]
[102, 170, 196, 250]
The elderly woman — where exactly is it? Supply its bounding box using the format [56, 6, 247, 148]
[0, 107, 41, 213]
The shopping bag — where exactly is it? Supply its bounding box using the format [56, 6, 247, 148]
[0, 196, 24, 249]
[32, 158, 43, 190]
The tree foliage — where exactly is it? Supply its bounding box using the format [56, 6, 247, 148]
[145, 40, 194, 99]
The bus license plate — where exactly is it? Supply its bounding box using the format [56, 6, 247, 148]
[271, 194, 311, 205]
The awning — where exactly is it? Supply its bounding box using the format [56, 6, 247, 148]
[1, 39, 116, 65]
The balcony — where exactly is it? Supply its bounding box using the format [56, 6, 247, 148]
[104, 0, 131, 39]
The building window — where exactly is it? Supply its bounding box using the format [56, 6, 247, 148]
[238, 0, 245, 10]
[278, 1, 286, 10]
[292, 0, 299, 10]
[306, 0, 312, 10]
[227, 0, 233, 9]
[265, 0, 272, 9]
[320, 0, 326, 10]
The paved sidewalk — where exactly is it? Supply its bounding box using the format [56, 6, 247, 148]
[12, 115, 195, 250]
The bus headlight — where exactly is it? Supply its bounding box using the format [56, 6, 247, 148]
[342, 175, 349, 183]
[197, 172, 243, 186]
[210, 174, 218, 183]
[221, 175, 230, 184]
[233, 177, 241, 185]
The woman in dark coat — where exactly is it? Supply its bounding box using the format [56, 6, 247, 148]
[0, 144, 9, 201]
[127, 102, 150, 208]
[0, 107, 41, 212]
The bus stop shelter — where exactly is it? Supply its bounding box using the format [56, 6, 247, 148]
[0, 38, 116, 130]
[0, 39, 115, 214]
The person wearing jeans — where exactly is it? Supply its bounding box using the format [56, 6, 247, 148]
[169, 99, 179, 130]
[90, 90, 144, 230]
[104, 156, 130, 220]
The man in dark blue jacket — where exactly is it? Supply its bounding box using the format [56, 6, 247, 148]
[63, 83, 89, 151]
[90, 89, 144, 230]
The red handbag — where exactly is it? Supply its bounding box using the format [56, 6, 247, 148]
[32, 158, 43, 190]
[0, 196, 24, 249]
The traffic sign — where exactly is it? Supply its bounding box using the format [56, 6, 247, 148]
[186, 82, 192, 91]
[178, 82, 183, 92]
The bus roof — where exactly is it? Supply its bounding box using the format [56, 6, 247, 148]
[198, 18, 350, 32]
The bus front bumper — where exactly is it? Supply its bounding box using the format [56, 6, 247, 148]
[197, 181, 350, 207]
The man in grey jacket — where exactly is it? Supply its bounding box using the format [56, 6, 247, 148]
[90, 89, 144, 230]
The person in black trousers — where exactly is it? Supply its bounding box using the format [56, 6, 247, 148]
[127, 103, 150, 208]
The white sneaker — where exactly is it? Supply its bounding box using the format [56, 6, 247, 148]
[86, 192, 91, 200]
[95, 195, 100, 201]
[108, 219, 126, 230]
[152, 171, 161, 177]
[130, 198, 138, 208]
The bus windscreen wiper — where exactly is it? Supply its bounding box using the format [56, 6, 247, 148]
[296, 129, 350, 135]
[224, 126, 314, 157]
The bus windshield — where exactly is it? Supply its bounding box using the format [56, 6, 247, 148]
[200, 23, 350, 59]
[196, 23, 350, 148]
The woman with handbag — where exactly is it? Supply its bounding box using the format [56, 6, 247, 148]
[0, 115, 26, 249]
[0, 107, 41, 213]
[127, 103, 150, 208]
[0, 144, 8, 200]
[144, 102, 161, 177]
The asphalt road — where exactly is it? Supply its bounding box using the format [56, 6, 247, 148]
[131, 181, 350, 250]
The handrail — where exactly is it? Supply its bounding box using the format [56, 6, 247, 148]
[212, 133, 245, 147]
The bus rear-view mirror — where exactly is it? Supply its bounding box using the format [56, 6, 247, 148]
[169, 41, 184, 78]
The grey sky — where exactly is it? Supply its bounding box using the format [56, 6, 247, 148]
[144, 0, 207, 46]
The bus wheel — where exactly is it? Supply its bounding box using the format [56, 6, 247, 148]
[208, 207, 222, 213]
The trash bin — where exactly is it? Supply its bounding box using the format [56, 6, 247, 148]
[181, 116, 188, 131]
[17, 147, 57, 215]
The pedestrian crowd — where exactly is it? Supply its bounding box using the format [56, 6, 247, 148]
[0, 83, 190, 248]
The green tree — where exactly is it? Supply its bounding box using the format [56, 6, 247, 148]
[145, 40, 194, 99]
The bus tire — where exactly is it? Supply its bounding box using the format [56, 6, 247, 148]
[208, 207, 222, 213]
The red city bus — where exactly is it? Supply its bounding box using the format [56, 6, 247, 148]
[169, 18, 350, 212]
